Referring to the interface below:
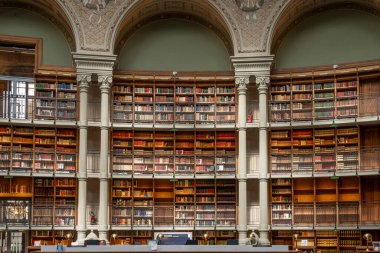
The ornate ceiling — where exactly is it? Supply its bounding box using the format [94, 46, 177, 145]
[1, 0, 380, 56]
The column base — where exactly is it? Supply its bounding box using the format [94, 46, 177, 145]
[258, 230, 270, 246]
[98, 230, 109, 243]
[75, 229, 86, 245]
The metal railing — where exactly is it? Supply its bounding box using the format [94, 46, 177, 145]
[0, 96, 78, 121]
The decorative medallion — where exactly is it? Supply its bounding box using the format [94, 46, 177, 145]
[81, 0, 111, 10]
[235, 0, 265, 20]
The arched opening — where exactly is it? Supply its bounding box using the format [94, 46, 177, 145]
[118, 17, 232, 71]
[271, 3, 380, 69]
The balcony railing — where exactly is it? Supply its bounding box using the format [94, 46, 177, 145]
[0, 96, 78, 121]
[248, 205, 260, 226]
[247, 153, 259, 175]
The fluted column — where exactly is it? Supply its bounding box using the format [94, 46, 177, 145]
[98, 74, 112, 242]
[76, 74, 91, 243]
[236, 76, 249, 244]
[257, 76, 270, 245]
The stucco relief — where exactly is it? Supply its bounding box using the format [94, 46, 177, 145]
[56, 0, 289, 54]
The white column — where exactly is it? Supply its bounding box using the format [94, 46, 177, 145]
[76, 74, 91, 243]
[98, 74, 111, 242]
[236, 76, 249, 245]
[257, 76, 270, 246]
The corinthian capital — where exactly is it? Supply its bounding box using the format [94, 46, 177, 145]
[256, 76, 270, 92]
[98, 74, 113, 91]
[235, 76, 249, 94]
[77, 74, 91, 91]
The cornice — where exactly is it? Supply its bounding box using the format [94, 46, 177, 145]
[232, 55, 274, 76]
[73, 52, 117, 75]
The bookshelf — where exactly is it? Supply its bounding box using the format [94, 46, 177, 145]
[195, 179, 215, 227]
[215, 80, 236, 125]
[33, 178, 54, 226]
[134, 78, 154, 123]
[270, 130, 292, 175]
[112, 77, 133, 122]
[175, 131, 195, 174]
[111, 179, 132, 226]
[0, 126, 78, 174]
[195, 80, 215, 124]
[271, 179, 292, 227]
[34, 128, 55, 174]
[112, 74, 235, 125]
[315, 230, 338, 253]
[175, 79, 195, 124]
[269, 65, 379, 122]
[133, 179, 153, 227]
[54, 178, 77, 228]
[154, 179, 174, 226]
[133, 132, 154, 174]
[339, 230, 361, 253]
[12, 127, 34, 173]
[35, 72, 77, 120]
[175, 179, 195, 226]
[112, 130, 133, 174]
[154, 131, 174, 173]
[0, 127, 11, 172]
[270, 127, 359, 175]
[216, 179, 236, 226]
[0, 177, 32, 198]
[293, 178, 314, 226]
[195, 132, 215, 174]
[155, 77, 174, 124]
[215, 132, 236, 174]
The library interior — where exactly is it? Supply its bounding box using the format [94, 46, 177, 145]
[0, 0, 380, 252]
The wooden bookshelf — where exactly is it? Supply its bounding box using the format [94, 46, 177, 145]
[216, 179, 236, 227]
[316, 230, 338, 253]
[271, 177, 365, 228]
[270, 127, 359, 175]
[271, 179, 292, 227]
[293, 178, 314, 226]
[0, 127, 11, 172]
[54, 178, 77, 228]
[111, 130, 236, 176]
[111, 179, 132, 226]
[35, 71, 77, 121]
[294, 230, 315, 253]
[0, 126, 78, 175]
[133, 179, 154, 227]
[154, 179, 174, 226]
[270, 130, 292, 175]
[32, 178, 54, 226]
[175, 179, 195, 226]
[0, 176, 32, 197]
[12, 127, 34, 173]
[196, 179, 215, 227]
[112, 74, 235, 125]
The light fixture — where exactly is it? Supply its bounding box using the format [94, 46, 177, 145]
[203, 233, 208, 245]
[363, 233, 372, 251]
[111, 233, 118, 245]
[65, 232, 73, 246]
[293, 232, 300, 251]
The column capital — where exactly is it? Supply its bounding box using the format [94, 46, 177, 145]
[99, 74, 112, 91]
[235, 76, 249, 94]
[256, 75, 270, 93]
[77, 74, 91, 92]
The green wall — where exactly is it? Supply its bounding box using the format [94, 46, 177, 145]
[118, 19, 231, 71]
[275, 9, 380, 69]
[0, 8, 73, 67]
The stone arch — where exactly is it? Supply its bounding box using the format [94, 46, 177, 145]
[107, 0, 240, 57]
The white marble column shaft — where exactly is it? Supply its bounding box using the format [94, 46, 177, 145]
[76, 74, 90, 243]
